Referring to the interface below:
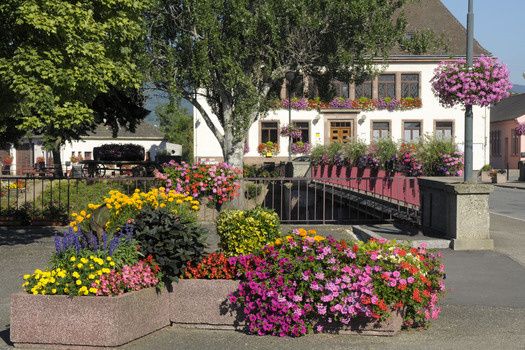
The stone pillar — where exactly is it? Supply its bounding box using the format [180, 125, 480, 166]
[419, 178, 494, 250]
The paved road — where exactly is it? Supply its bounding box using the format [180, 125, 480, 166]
[489, 186, 525, 222]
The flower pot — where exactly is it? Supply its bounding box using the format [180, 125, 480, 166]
[169, 279, 242, 330]
[198, 198, 220, 222]
[492, 172, 507, 184]
[10, 287, 169, 348]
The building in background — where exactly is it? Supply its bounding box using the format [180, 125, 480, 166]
[1, 123, 180, 175]
[490, 93, 525, 169]
[193, 0, 491, 169]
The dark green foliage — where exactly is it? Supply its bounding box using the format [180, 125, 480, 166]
[157, 101, 194, 162]
[134, 207, 207, 282]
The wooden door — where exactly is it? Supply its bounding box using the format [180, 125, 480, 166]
[330, 121, 353, 143]
[15, 143, 31, 175]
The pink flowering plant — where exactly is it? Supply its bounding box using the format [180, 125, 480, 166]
[155, 161, 241, 207]
[291, 141, 311, 155]
[95, 256, 162, 296]
[431, 56, 512, 107]
[227, 229, 445, 337]
[436, 151, 464, 176]
[280, 124, 303, 139]
[515, 123, 525, 136]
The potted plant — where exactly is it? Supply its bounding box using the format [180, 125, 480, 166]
[258, 141, 279, 158]
[479, 164, 492, 182]
[35, 156, 46, 175]
[2, 155, 13, 175]
[291, 141, 311, 155]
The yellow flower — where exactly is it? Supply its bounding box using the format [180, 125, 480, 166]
[51, 288, 57, 294]
[76, 279, 82, 286]
[274, 238, 283, 246]
[64, 287, 69, 293]
[23, 274, 30, 280]
[88, 274, 95, 280]
[191, 205, 199, 211]
[32, 290, 38, 295]
[73, 227, 78, 232]
[89, 287, 98, 294]
[298, 228, 307, 237]
[70, 256, 77, 262]
[77, 263, 83, 269]
[80, 258, 88, 264]
[109, 261, 115, 267]
[102, 268, 110, 274]
[106, 256, 112, 261]
[313, 235, 325, 242]
[176, 199, 183, 204]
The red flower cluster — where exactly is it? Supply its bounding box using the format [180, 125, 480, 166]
[183, 252, 237, 279]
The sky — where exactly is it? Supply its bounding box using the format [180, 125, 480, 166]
[441, 0, 525, 85]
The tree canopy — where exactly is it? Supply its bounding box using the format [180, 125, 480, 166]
[148, 0, 430, 167]
[0, 0, 151, 173]
[157, 100, 194, 162]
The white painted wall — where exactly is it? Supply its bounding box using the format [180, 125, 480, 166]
[194, 61, 490, 169]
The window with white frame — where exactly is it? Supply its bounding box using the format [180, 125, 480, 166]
[403, 121, 421, 142]
[372, 121, 390, 141]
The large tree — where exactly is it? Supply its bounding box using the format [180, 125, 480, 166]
[147, 0, 430, 168]
[0, 0, 151, 175]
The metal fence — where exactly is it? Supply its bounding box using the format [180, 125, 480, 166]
[0, 175, 420, 226]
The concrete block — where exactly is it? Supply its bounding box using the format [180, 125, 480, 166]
[169, 279, 243, 330]
[451, 238, 495, 251]
[10, 287, 169, 349]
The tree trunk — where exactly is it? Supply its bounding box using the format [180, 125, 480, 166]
[223, 139, 245, 171]
[52, 146, 63, 177]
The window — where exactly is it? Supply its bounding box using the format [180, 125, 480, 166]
[378, 74, 396, 99]
[261, 122, 279, 144]
[490, 130, 501, 157]
[332, 80, 349, 98]
[372, 121, 390, 141]
[401, 74, 419, 98]
[355, 79, 373, 99]
[403, 121, 421, 142]
[293, 121, 310, 142]
[84, 151, 92, 160]
[435, 121, 453, 140]
[511, 129, 520, 156]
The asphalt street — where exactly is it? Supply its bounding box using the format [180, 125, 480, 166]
[489, 186, 525, 222]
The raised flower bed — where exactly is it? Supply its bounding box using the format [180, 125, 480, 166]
[11, 287, 169, 348]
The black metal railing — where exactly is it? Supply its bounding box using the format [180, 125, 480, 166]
[0, 176, 420, 226]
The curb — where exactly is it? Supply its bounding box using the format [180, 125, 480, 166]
[352, 225, 451, 249]
[494, 184, 525, 191]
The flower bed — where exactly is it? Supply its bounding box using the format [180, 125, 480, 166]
[224, 229, 445, 336]
[155, 161, 241, 207]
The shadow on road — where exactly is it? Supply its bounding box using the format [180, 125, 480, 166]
[0, 227, 62, 246]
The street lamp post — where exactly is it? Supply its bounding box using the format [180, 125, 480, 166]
[285, 71, 297, 163]
[464, 0, 474, 182]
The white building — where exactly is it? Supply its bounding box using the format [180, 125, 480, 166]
[193, 0, 491, 170]
[2, 123, 180, 175]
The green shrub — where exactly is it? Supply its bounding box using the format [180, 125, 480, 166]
[374, 138, 398, 168]
[134, 207, 207, 282]
[341, 139, 367, 165]
[480, 164, 492, 172]
[417, 136, 457, 175]
[216, 207, 280, 256]
[310, 144, 327, 165]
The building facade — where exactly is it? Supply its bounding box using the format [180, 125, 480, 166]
[193, 0, 491, 170]
[490, 94, 525, 169]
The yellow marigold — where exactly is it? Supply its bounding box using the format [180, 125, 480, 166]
[313, 235, 325, 242]
[191, 205, 199, 211]
[308, 229, 317, 235]
[76, 280, 82, 286]
[274, 238, 283, 246]
[298, 228, 307, 237]
[70, 256, 77, 262]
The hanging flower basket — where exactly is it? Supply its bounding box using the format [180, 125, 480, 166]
[280, 124, 302, 139]
[431, 55, 512, 107]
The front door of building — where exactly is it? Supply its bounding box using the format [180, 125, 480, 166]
[15, 143, 31, 175]
[330, 121, 353, 143]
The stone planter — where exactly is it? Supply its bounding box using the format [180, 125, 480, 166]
[10, 287, 170, 348]
[492, 172, 507, 184]
[169, 279, 243, 330]
[480, 171, 492, 183]
[198, 198, 220, 222]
